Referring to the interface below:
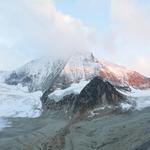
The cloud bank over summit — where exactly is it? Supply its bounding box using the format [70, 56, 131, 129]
[0, 0, 96, 69]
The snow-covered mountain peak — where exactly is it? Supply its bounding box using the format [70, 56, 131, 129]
[4, 52, 97, 92]
[3, 51, 150, 91]
[68, 51, 96, 63]
[61, 51, 100, 82]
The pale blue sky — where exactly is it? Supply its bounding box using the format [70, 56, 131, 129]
[0, 0, 149, 76]
[54, 0, 110, 32]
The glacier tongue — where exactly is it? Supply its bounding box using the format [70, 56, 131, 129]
[118, 87, 150, 111]
[0, 83, 42, 118]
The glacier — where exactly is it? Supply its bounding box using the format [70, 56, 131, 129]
[118, 87, 150, 111]
[0, 83, 42, 130]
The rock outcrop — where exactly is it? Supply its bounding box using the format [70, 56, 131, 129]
[42, 77, 126, 115]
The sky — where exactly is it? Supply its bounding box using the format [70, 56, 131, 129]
[0, 0, 149, 77]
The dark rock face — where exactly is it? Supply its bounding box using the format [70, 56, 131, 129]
[42, 77, 125, 115]
[5, 71, 33, 91]
[5, 71, 32, 86]
[74, 76, 125, 113]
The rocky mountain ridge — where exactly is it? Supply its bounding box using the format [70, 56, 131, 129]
[4, 52, 150, 93]
[42, 77, 126, 117]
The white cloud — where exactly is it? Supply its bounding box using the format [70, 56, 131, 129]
[0, 0, 96, 70]
[109, 0, 150, 76]
[111, 0, 150, 45]
[131, 57, 150, 77]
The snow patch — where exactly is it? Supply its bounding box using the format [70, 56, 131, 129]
[120, 102, 133, 111]
[49, 80, 89, 102]
[88, 106, 113, 118]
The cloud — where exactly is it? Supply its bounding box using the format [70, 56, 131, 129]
[110, 0, 150, 46]
[108, 0, 150, 76]
[30, 0, 97, 57]
[0, 0, 97, 70]
[131, 57, 150, 77]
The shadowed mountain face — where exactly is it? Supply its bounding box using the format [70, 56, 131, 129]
[75, 77, 125, 111]
[42, 77, 126, 115]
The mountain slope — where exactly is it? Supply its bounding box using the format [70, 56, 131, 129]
[4, 52, 150, 92]
[5, 52, 100, 92]
[5, 57, 66, 92]
[99, 59, 150, 89]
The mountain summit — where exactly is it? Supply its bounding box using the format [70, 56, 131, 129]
[5, 52, 150, 92]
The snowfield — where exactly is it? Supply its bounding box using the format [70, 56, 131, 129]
[0, 83, 42, 130]
[0, 83, 42, 118]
